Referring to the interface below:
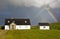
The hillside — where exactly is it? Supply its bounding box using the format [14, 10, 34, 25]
[0, 30, 60, 39]
[0, 23, 60, 39]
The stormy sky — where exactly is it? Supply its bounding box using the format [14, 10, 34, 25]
[0, 0, 60, 25]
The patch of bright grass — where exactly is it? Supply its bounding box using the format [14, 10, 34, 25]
[4, 30, 60, 39]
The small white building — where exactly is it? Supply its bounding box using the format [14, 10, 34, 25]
[5, 18, 31, 30]
[39, 23, 50, 30]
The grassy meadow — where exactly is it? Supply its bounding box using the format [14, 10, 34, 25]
[0, 30, 60, 39]
[0, 23, 60, 39]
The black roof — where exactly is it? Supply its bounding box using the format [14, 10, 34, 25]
[5, 18, 31, 25]
[39, 23, 49, 26]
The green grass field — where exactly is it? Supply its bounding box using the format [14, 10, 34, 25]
[0, 30, 60, 39]
[0, 23, 60, 39]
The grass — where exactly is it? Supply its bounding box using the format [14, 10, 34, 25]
[0, 23, 60, 39]
[4, 30, 60, 39]
[50, 23, 60, 30]
[0, 29, 60, 39]
[0, 26, 2, 30]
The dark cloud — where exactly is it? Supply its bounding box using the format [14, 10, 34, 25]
[0, 0, 60, 25]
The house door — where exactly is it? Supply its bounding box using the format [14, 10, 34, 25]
[12, 25, 15, 29]
[10, 22, 16, 30]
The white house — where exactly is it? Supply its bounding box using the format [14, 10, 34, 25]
[5, 18, 31, 30]
[39, 23, 50, 30]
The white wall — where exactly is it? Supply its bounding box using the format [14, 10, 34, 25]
[40, 26, 50, 30]
[5, 25, 9, 30]
[5, 25, 31, 30]
[16, 25, 31, 30]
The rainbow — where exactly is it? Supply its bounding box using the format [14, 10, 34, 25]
[46, 8, 58, 22]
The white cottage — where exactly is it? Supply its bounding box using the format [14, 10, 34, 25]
[39, 23, 50, 30]
[5, 18, 31, 30]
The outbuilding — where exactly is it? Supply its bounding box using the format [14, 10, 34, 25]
[39, 23, 50, 30]
[5, 18, 31, 30]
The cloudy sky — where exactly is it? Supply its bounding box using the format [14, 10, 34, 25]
[0, 0, 60, 25]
